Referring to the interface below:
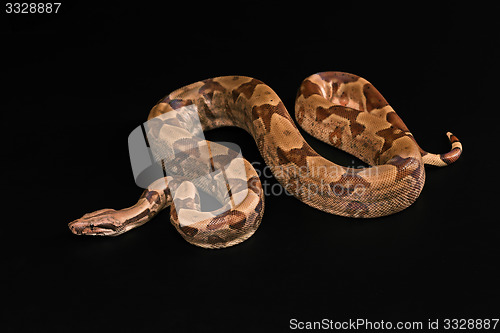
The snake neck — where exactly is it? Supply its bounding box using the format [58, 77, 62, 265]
[121, 189, 169, 229]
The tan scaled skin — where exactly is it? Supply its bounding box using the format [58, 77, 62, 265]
[69, 72, 462, 248]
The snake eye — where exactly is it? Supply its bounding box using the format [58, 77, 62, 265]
[90, 223, 94, 230]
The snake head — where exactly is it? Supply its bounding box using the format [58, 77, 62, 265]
[68, 209, 123, 236]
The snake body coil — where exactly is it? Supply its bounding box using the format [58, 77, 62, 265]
[69, 72, 462, 248]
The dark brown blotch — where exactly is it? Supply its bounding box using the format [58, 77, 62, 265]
[317, 105, 365, 137]
[123, 209, 151, 226]
[168, 98, 194, 110]
[140, 190, 161, 205]
[232, 78, 262, 102]
[207, 235, 226, 244]
[386, 111, 409, 132]
[440, 147, 462, 165]
[247, 176, 262, 195]
[251, 102, 289, 132]
[363, 83, 389, 112]
[198, 99, 217, 122]
[180, 225, 198, 237]
[345, 201, 369, 217]
[387, 156, 422, 181]
[254, 199, 263, 216]
[298, 79, 323, 99]
[228, 210, 247, 230]
[95, 223, 119, 231]
[449, 134, 460, 144]
[329, 169, 371, 198]
[198, 79, 225, 100]
[276, 142, 317, 167]
[207, 210, 246, 231]
[375, 126, 407, 156]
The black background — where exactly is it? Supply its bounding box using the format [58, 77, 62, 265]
[3, 2, 499, 332]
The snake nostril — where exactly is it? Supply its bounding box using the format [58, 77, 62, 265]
[68, 221, 82, 234]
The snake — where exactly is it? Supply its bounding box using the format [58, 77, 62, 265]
[68, 72, 462, 249]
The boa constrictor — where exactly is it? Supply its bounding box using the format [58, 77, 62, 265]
[68, 72, 462, 248]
